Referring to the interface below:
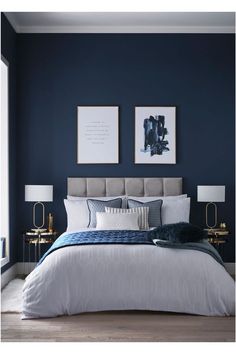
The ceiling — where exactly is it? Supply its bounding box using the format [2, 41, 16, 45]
[4, 12, 235, 33]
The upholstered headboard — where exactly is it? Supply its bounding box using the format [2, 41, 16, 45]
[67, 177, 183, 197]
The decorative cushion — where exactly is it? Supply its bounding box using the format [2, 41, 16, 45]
[105, 206, 149, 230]
[87, 198, 122, 228]
[149, 222, 207, 243]
[96, 212, 140, 230]
[127, 199, 162, 227]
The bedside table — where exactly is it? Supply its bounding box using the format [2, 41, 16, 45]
[205, 228, 229, 252]
[22, 230, 58, 274]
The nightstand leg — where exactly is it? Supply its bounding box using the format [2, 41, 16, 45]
[219, 244, 223, 258]
[23, 234, 25, 275]
[38, 235, 41, 260]
[35, 242, 37, 264]
[28, 242, 31, 275]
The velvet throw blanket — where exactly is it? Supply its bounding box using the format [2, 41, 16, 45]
[37, 229, 224, 267]
[38, 230, 153, 265]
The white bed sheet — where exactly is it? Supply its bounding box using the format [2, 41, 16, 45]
[22, 230, 235, 319]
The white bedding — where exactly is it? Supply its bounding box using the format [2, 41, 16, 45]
[22, 230, 235, 319]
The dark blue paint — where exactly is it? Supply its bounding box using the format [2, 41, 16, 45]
[1, 14, 235, 267]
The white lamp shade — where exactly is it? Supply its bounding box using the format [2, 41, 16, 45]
[25, 185, 53, 202]
[197, 185, 225, 202]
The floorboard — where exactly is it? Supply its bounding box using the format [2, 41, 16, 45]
[1, 311, 235, 342]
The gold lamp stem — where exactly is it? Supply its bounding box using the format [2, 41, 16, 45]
[206, 202, 217, 229]
[33, 202, 45, 229]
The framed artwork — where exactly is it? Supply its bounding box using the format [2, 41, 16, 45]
[77, 106, 119, 164]
[135, 106, 176, 164]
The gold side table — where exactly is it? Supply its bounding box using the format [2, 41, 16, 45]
[205, 228, 229, 252]
[22, 230, 58, 274]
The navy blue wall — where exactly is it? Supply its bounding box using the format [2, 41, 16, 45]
[1, 13, 17, 273]
[1, 15, 235, 267]
[16, 33, 235, 262]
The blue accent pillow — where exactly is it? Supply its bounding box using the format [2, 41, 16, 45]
[149, 222, 208, 243]
[127, 199, 163, 227]
[87, 198, 122, 228]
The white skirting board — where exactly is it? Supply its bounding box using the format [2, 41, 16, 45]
[1, 264, 18, 289]
[17, 262, 37, 275]
[1, 262, 235, 289]
[1, 263, 36, 289]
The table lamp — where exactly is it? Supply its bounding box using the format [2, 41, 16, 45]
[25, 185, 53, 231]
[197, 185, 225, 229]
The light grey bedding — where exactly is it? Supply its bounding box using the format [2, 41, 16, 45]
[22, 229, 235, 319]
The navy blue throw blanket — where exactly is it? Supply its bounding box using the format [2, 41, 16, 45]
[37, 229, 224, 267]
[38, 230, 153, 265]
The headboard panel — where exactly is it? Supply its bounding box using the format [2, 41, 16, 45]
[67, 177, 183, 197]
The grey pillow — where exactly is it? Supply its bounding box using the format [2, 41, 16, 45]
[127, 199, 163, 227]
[87, 198, 122, 228]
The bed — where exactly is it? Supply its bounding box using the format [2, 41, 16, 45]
[22, 177, 235, 319]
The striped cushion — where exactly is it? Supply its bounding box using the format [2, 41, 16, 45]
[105, 206, 149, 230]
[127, 199, 163, 227]
[87, 198, 122, 228]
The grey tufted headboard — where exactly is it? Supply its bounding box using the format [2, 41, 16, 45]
[67, 177, 183, 197]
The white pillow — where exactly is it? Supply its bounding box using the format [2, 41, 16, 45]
[162, 198, 191, 225]
[67, 195, 126, 201]
[64, 199, 89, 232]
[96, 212, 140, 230]
[67, 195, 127, 208]
[127, 194, 187, 203]
[105, 206, 149, 230]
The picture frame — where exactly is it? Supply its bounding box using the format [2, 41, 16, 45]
[77, 106, 119, 164]
[134, 106, 176, 164]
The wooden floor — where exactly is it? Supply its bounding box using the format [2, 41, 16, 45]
[1, 311, 235, 342]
